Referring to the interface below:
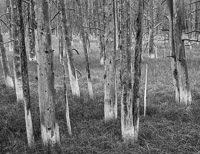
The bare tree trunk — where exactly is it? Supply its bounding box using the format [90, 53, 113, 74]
[167, 0, 192, 105]
[133, 0, 144, 142]
[144, 64, 148, 116]
[18, 0, 35, 146]
[77, 0, 94, 100]
[104, 0, 117, 122]
[0, 29, 14, 88]
[35, 0, 60, 146]
[28, 0, 36, 61]
[59, 0, 80, 97]
[10, 0, 23, 103]
[120, 0, 134, 144]
[148, 0, 155, 58]
[58, 1, 72, 136]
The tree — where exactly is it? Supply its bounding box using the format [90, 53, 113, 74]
[59, 0, 80, 97]
[18, 0, 34, 146]
[10, 0, 24, 103]
[104, 0, 118, 122]
[77, 0, 94, 99]
[0, 28, 14, 88]
[167, 0, 192, 105]
[35, 0, 60, 146]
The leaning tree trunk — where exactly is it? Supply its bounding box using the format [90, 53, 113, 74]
[0, 29, 14, 88]
[132, 0, 144, 142]
[59, 0, 80, 97]
[104, 0, 118, 122]
[10, 0, 23, 103]
[18, 0, 34, 147]
[120, 0, 134, 144]
[28, 0, 36, 61]
[35, 0, 60, 146]
[77, 0, 94, 99]
[148, 0, 155, 58]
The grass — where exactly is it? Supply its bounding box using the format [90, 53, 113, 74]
[0, 36, 200, 153]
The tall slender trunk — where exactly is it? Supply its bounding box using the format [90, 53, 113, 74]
[58, 1, 72, 136]
[10, 0, 23, 103]
[77, 0, 94, 100]
[133, 0, 144, 142]
[0, 29, 14, 88]
[59, 0, 80, 97]
[35, 0, 60, 146]
[104, 0, 117, 122]
[120, 0, 134, 144]
[18, 0, 35, 146]
[148, 0, 155, 58]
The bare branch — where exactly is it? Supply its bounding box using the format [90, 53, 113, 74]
[72, 48, 79, 55]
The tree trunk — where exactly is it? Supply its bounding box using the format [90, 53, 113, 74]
[148, 0, 155, 58]
[35, 0, 60, 146]
[133, 0, 144, 142]
[28, 0, 36, 61]
[18, 0, 35, 146]
[77, 0, 94, 100]
[104, 0, 117, 122]
[59, 0, 80, 97]
[0, 29, 14, 88]
[58, 1, 72, 136]
[167, 0, 192, 105]
[10, 0, 23, 103]
[120, 0, 134, 144]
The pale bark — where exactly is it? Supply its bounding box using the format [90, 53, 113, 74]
[120, 0, 134, 144]
[77, 0, 94, 100]
[10, 0, 23, 102]
[133, 0, 144, 142]
[18, 0, 35, 146]
[35, 0, 60, 146]
[0, 29, 14, 88]
[144, 64, 148, 116]
[104, 0, 117, 122]
[59, 0, 80, 97]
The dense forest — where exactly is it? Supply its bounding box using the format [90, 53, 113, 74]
[0, 0, 200, 153]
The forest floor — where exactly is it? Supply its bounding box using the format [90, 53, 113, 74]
[0, 35, 200, 154]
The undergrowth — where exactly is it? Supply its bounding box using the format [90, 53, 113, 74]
[0, 41, 200, 154]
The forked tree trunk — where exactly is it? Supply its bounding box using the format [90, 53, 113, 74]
[148, 0, 155, 58]
[10, 0, 23, 103]
[133, 0, 144, 142]
[0, 29, 14, 88]
[59, 0, 80, 97]
[77, 0, 94, 99]
[18, 0, 34, 146]
[104, 0, 117, 122]
[35, 0, 60, 146]
[28, 0, 36, 61]
[120, 0, 134, 144]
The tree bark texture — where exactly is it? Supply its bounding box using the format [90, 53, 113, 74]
[35, 0, 60, 146]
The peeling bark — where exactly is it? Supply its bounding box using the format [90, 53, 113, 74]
[35, 0, 60, 146]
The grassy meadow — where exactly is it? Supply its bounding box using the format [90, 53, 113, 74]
[0, 35, 200, 154]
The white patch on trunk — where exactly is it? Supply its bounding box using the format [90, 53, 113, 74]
[65, 95, 72, 136]
[6, 76, 14, 88]
[87, 78, 94, 99]
[149, 53, 155, 59]
[134, 116, 140, 142]
[24, 106, 34, 147]
[41, 123, 60, 146]
[122, 126, 134, 143]
[29, 55, 37, 61]
[100, 57, 104, 65]
[68, 61, 80, 96]
[14, 78, 24, 102]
